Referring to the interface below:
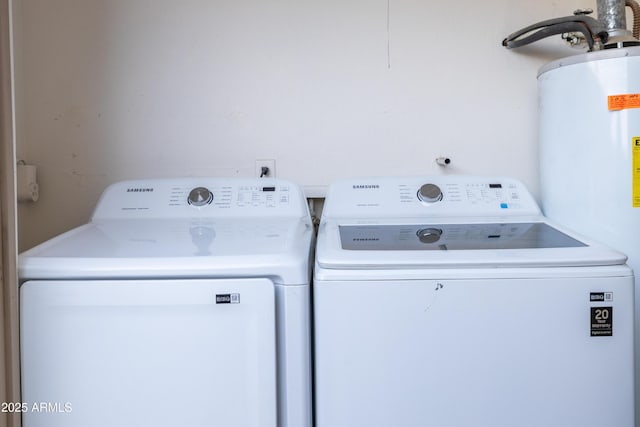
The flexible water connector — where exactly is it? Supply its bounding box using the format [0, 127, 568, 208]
[503, 15, 609, 51]
[627, 0, 640, 39]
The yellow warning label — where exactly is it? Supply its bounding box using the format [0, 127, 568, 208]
[609, 94, 640, 110]
[634, 137, 640, 208]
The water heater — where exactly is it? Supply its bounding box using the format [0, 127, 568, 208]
[539, 46, 640, 423]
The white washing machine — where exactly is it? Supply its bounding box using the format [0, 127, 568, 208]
[18, 178, 314, 427]
[314, 176, 635, 427]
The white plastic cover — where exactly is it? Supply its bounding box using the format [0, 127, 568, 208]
[21, 278, 277, 427]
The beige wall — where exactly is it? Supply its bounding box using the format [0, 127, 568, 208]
[14, 0, 598, 250]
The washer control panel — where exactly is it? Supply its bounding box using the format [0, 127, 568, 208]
[174, 185, 290, 209]
[92, 178, 305, 219]
[324, 176, 541, 218]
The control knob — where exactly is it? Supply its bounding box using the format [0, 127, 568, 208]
[417, 183, 443, 203]
[417, 228, 443, 244]
[188, 187, 213, 206]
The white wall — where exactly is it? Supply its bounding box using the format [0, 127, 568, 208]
[15, 0, 595, 250]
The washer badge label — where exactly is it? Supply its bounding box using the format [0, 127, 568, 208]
[590, 292, 613, 302]
[216, 293, 240, 304]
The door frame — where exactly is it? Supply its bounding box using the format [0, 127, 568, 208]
[0, 0, 21, 425]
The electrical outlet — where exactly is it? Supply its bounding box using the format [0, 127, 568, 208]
[255, 159, 276, 178]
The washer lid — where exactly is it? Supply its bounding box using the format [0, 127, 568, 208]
[339, 222, 585, 251]
[19, 217, 313, 284]
[316, 218, 628, 269]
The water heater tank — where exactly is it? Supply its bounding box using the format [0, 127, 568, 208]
[539, 46, 640, 424]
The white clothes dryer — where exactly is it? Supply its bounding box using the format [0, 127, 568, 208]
[314, 175, 635, 427]
[19, 178, 314, 427]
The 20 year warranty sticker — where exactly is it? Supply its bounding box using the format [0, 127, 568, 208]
[591, 306, 613, 337]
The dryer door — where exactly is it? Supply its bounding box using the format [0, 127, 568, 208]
[20, 278, 276, 427]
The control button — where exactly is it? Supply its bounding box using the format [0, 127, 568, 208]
[417, 183, 443, 203]
[500, 203, 508, 209]
[187, 187, 213, 206]
[417, 228, 443, 244]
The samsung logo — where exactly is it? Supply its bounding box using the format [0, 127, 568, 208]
[127, 188, 154, 193]
[353, 238, 379, 241]
[352, 185, 380, 189]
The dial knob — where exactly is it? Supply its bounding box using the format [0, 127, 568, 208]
[417, 228, 443, 244]
[188, 187, 213, 206]
[417, 183, 443, 203]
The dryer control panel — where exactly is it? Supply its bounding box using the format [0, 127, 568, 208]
[92, 178, 307, 219]
[323, 176, 541, 219]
